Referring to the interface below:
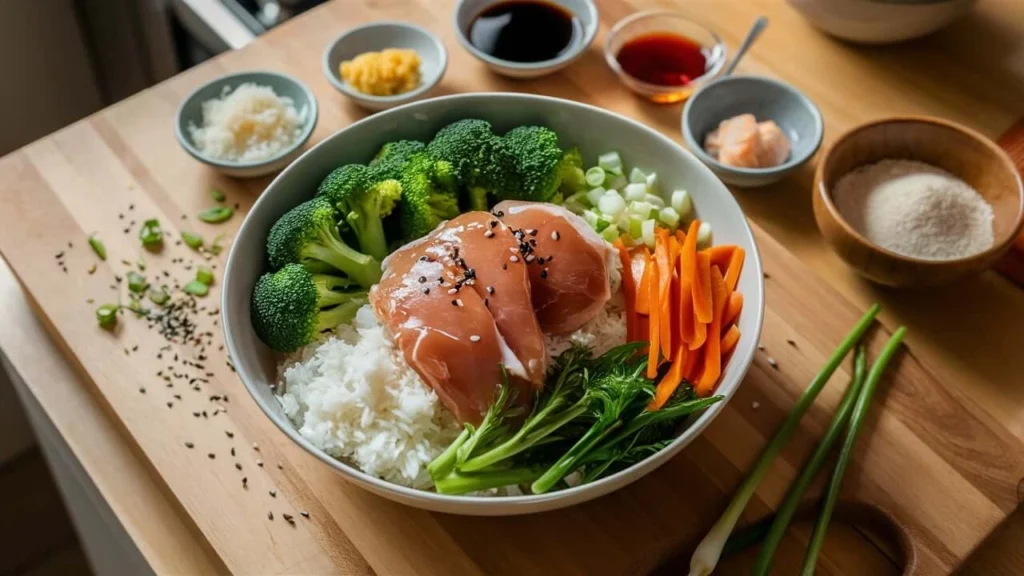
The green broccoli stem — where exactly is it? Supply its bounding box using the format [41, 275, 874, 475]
[467, 186, 490, 211]
[315, 299, 364, 333]
[458, 401, 587, 472]
[531, 420, 622, 494]
[307, 227, 381, 288]
[428, 428, 470, 482]
[346, 210, 390, 263]
[434, 467, 544, 495]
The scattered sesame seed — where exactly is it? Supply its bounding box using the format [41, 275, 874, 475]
[786, 339, 797, 348]
[253, 443, 260, 451]
[767, 358, 778, 369]
[540, 269, 548, 279]
[469, 335, 481, 342]
[551, 230, 560, 241]
[418, 276, 426, 283]
[509, 255, 519, 262]
[225, 430, 234, 438]
[269, 490, 277, 498]
[268, 511, 274, 520]
[242, 477, 248, 488]
[231, 447, 236, 457]
[757, 344, 765, 351]
[484, 298, 489, 307]
[763, 272, 771, 279]
[455, 299, 464, 307]
[423, 287, 430, 295]
[486, 286, 494, 295]
[447, 288, 457, 295]
[502, 263, 508, 270]
[277, 462, 284, 470]
[752, 401, 760, 410]
[167, 401, 174, 408]
[525, 254, 535, 263]
[256, 459, 263, 467]
[185, 442, 194, 448]
[208, 453, 216, 459]
[489, 220, 498, 228]
[300, 511, 309, 518]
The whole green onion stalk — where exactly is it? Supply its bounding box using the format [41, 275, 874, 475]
[801, 327, 907, 575]
[687, 304, 882, 576]
[751, 345, 867, 575]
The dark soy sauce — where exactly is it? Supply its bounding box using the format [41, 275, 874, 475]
[468, 1, 583, 63]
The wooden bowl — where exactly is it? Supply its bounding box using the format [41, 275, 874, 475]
[813, 116, 1024, 287]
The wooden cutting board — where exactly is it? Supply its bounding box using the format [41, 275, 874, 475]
[0, 0, 1022, 574]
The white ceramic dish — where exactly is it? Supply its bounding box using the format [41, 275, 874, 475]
[322, 21, 447, 111]
[176, 71, 318, 178]
[788, 0, 977, 44]
[453, 0, 599, 78]
[222, 93, 764, 515]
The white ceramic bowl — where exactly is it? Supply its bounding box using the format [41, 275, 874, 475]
[222, 93, 764, 515]
[453, 0, 599, 78]
[788, 0, 977, 44]
[176, 71, 318, 178]
[323, 21, 447, 111]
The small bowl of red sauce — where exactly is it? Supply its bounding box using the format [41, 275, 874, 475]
[605, 10, 726, 104]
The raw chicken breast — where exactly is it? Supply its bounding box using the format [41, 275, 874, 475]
[494, 201, 613, 335]
[371, 213, 541, 424]
[756, 120, 791, 167]
[443, 212, 547, 388]
[704, 114, 791, 169]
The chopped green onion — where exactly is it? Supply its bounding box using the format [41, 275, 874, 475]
[605, 173, 628, 191]
[585, 167, 606, 187]
[147, 287, 170, 306]
[697, 221, 713, 248]
[88, 234, 107, 261]
[127, 271, 147, 293]
[183, 280, 209, 297]
[752, 346, 868, 575]
[641, 219, 656, 248]
[645, 172, 658, 192]
[598, 193, 626, 217]
[628, 200, 655, 218]
[658, 207, 681, 229]
[196, 266, 215, 286]
[644, 193, 666, 209]
[628, 166, 647, 184]
[586, 187, 607, 207]
[209, 188, 226, 202]
[197, 206, 233, 224]
[801, 328, 907, 575]
[687, 304, 883, 576]
[628, 215, 644, 239]
[594, 216, 611, 233]
[597, 152, 623, 175]
[672, 190, 693, 217]
[181, 231, 204, 250]
[600, 224, 620, 243]
[208, 234, 227, 256]
[623, 183, 647, 202]
[139, 219, 163, 249]
[582, 210, 601, 228]
[96, 304, 118, 329]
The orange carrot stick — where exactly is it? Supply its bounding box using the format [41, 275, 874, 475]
[614, 239, 636, 342]
[646, 257, 661, 379]
[697, 267, 729, 395]
[669, 236, 682, 349]
[674, 229, 686, 244]
[693, 251, 713, 324]
[705, 245, 736, 271]
[635, 247, 652, 315]
[725, 247, 746, 293]
[650, 345, 687, 410]
[683, 345, 703, 382]
[721, 325, 741, 358]
[655, 231, 672, 354]
[678, 221, 699, 344]
[724, 291, 744, 327]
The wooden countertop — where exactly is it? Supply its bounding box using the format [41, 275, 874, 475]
[1, 0, 1023, 574]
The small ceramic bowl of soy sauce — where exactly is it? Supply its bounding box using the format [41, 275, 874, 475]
[453, 0, 599, 78]
[605, 10, 727, 104]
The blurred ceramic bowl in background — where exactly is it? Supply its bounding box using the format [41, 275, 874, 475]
[788, 0, 977, 44]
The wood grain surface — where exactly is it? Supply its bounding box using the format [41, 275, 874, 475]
[1, 0, 1023, 574]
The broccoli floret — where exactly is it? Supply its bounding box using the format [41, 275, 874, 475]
[398, 152, 460, 241]
[316, 164, 401, 261]
[426, 119, 495, 183]
[370, 140, 425, 181]
[251, 263, 367, 352]
[266, 196, 382, 288]
[501, 125, 580, 203]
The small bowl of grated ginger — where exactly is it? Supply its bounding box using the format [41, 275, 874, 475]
[323, 21, 448, 112]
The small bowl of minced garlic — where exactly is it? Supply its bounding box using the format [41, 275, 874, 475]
[323, 21, 448, 111]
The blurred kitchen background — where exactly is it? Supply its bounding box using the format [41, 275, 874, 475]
[0, 2, 328, 574]
[0, 0, 328, 156]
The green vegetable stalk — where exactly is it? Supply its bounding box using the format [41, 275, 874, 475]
[198, 206, 233, 223]
[140, 219, 163, 249]
[127, 271, 147, 294]
[196, 266, 215, 286]
[801, 328, 907, 575]
[88, 234, 107, 261]
[96, 304, 118, 329]
[182, 231, 204, 250]
[688, 304, 882, 576]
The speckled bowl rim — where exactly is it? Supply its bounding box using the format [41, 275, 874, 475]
[175, 70, 319, 170]
[682, 74, 825, 176]
[452, 0, 599, 71]
[814, 115, 1024, 266]
[321, 21, 448, 104]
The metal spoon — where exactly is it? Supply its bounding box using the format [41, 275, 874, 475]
[723, 17, 768, 77]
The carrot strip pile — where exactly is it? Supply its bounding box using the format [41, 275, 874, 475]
[619, 221, 746, 410]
